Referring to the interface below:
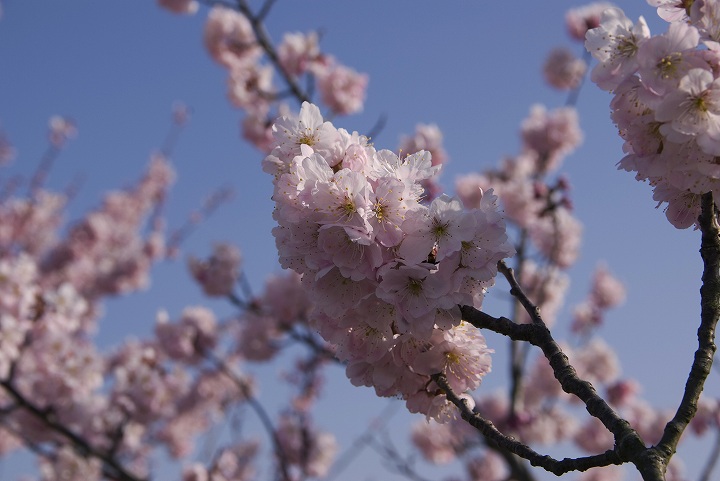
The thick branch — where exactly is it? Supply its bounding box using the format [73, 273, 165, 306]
[657, 192, 720, 460]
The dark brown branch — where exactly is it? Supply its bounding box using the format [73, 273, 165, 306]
[657, 192, 720, 461]
[460, 261, 666, 479]
[434, 373, 624, 476]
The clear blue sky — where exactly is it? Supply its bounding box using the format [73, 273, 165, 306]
[0, 1, 715, 480]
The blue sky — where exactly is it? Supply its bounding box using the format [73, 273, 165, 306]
[0, 1, 716, 480]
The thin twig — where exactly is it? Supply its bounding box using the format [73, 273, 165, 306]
[699, 428, 720, 481]
[325, 401, 399, 481]
[434, 373, 624, 476]
[205, 352, 292, 481]
[234, 0, 311, 105]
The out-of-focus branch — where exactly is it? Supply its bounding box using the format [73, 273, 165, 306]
[233, 0, 311, 104]
[326, 401, 399, 481]
[166, 186, 234, 252]
[365, 113, 388, 141]
[256, 0, 277, 22]
[564, 49, 592, 107]
[699, 428, 720, 481]
[205, 352, 292, 481]
[367, 430, 433, 481]
[0, 379, 145, 481]
[509, 229, 529, 421]
[657, 192, 720, 462]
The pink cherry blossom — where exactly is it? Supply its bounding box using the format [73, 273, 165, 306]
[204, 6, 260, 68]
[158, 0, 198, 15]
[188, 243, 242, 297]
[155, 307, 218, 363]
[520, 105, 583, 173]
[528, 206, 582, 269]
[590, 263, 626, 309]
[648, 0, 692, 23]
[637, 21, 704, 98]
[411, 420, 458, 464]
[566, 3, 617, 41]
[399, 195, 477, 265]
[466, 452, 508, 481]
[606, 379, 641, 407]
[227, 61, 274, 111]
[272, 102, 340, 159]
[413, 322, 493, 393]
[276, 414, 338, 477]
[39, 446, 102, 481]
[574, 416, 615, 452]
[578, 466, 624, 481]
[399, 123, 449, 168]
[543, 47, 587, 90]
[655, 68, 720, 154]
[0, 127, 15, 165]
[585, 7, 651, 91]
[317, 64, 368, 116]
[48, 115, 77, 148]
[264, 102, 513, 421]
[376, 264, 453, 338]
[278, 31, 321, 76]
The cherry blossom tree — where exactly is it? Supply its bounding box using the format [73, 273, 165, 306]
[0, 1, 719, 481]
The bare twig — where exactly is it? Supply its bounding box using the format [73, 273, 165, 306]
[326, 401, 399, 481]
[434, 373, 624, 476]
[699, 428, 720, 481]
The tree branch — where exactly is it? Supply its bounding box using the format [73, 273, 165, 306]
[459, 260, 666, 479]
[233, 0, 311, 105]
[657, 192, 720, 461]
[699, 428, 720, 481]
[205, 352, 293, 481]
[0, 380, 145, 481]
[433, 373, 624, 476]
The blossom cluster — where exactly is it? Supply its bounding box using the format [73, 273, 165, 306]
[571, 263, 626, 335]
[264, 102, 515, 421]
[587, 2, 720, 227]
